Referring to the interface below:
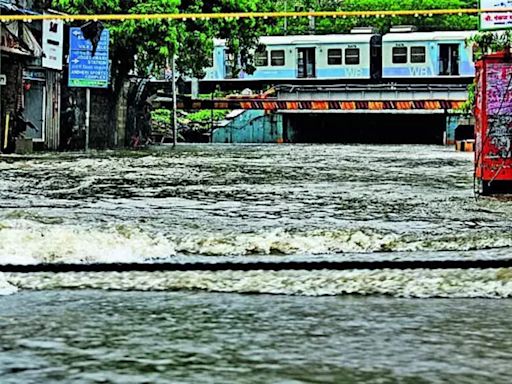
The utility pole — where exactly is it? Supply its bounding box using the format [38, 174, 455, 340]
[171, 52, 177, 149]
[85, 88, 90, 151]
[284, 0, 287, 34]
[309, 13, 315, 34]
[309, 0, 316, 34]
[0, 25, 2, 152]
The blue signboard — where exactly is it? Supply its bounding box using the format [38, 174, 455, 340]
[68, 28, 110, 88]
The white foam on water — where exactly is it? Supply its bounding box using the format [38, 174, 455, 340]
[174, 228, 399, 256]
[0, 220, 176, 264]
[6, 269, 512, 298]
[399, 234, 512, 252]
[2, 218, 512, 264]
[0, 220, 403, 263]
[0, 273, 18, 295]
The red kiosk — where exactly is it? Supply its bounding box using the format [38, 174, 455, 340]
[474, 51, 512, 195]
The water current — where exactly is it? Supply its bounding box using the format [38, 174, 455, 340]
[1, 144, 512, 383]
[1, 144, 512, 295]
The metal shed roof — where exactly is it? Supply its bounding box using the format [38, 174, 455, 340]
[383, 31, 477, 42]
[214, 34, 376, 47]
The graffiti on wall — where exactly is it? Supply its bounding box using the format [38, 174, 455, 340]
[486, 63, 512, 159]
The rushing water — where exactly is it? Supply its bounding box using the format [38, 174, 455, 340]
[1, 145, 512, 294]
[1, 144, 512, 382]
[1, 291, 512, 384]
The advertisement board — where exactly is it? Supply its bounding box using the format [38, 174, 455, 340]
[480, 0, 512, 30]
[42, 19, 64, 70]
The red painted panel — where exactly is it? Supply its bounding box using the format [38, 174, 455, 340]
[475, 52, 512, 184]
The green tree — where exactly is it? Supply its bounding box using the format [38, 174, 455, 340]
[270, 0, 478, 35]
[53, 0, 481, 83]
[52, 0, 274, 85]
[460, 31, 512, 114]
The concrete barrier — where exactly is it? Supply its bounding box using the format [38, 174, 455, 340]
[455, 139, 475, 152]
[15, 138, 33, 154]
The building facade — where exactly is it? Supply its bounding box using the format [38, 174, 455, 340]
[1, 0, 63, 152]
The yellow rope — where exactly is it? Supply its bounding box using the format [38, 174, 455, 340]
[0, 8, 511, 22]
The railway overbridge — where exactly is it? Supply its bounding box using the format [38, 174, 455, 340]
[151, 82, 469, 144]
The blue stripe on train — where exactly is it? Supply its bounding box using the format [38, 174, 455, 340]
[239, 67, 370, 80]
[383, 64, 475, 78]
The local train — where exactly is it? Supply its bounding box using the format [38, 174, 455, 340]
[201, 29, 477, 83]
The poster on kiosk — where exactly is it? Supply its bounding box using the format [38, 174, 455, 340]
[475, 1, 512, 194]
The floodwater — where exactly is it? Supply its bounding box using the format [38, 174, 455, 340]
[1, 144, 512, 383]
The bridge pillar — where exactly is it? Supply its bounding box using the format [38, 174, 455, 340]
[444, 114, 460, 146]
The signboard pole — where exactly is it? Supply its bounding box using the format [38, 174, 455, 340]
[172, 53, 177, 149]
[68, 26, 110, 151]
[85, 88, 90, 151]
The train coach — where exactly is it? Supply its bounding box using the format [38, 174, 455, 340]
[201, 28, 477, 85]
[204, 32, 382, 81]
[382, 30, 476, 79]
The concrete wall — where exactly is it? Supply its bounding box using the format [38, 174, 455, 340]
[60, 87, 86, 149]
[212, 110, 283, 143]
[0, 55, 22, 151]
[60, 86, 121, 150]
[212, 110, 459, 145]
[445, 114, 460, 146]
[89, 89, 116, 149]
[115, 81, 130, 147]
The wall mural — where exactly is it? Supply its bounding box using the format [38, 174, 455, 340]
[486, 63, 512, 159]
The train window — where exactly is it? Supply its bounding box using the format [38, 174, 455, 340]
[345, 48, 360, 65]
[328, 49, 343, 65]
[255, 50, 269, 67]
[392, 47, 408, 64]
[271, 50, 285, 66]
[411, 47, 426, 63]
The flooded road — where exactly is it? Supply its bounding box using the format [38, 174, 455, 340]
[1, 145, 511, 266]
[1, 144, 512, 382]
[2, 291, 512, 384]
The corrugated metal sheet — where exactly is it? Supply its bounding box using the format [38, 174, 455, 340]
[45, 70, 61, 150]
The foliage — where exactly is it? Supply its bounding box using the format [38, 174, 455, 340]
[151, 108, 172, 125]
[467, 30, 512, 60]
[188, 109, 229, 123]
[460, 83, 476, 115]
[460, 31, 512, 114]
[268, 0, 478, 35]
[151, 108, 228, 124]
[198, 90, 227, 99]
[52, 0, 481, 85]
[52, 0, 274, 83]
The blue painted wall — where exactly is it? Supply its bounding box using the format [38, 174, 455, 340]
[445, 114, 462, 145]
[212, 110, 284, 143]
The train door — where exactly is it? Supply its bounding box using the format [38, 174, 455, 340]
[297, 48, 316, 78]
[439, 44, 460, 76]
